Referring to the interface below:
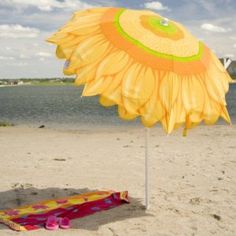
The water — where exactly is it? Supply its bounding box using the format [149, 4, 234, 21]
[0, 84, 235, 129]
[0, 85, 137, 129]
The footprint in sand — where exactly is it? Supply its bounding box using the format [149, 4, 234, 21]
[108, 227, 119, 236]
[123, 145, 130, 148]
[189, 197, 201, 205]
[211, 214, 221, 221]
[53, 158, 66, 161]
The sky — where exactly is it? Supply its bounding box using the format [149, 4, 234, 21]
[0, 0, 235, 78]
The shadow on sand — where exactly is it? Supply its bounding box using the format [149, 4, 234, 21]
[0, 187, 152, 231]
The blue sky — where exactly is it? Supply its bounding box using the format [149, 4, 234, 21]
[0, 0, 235, 78]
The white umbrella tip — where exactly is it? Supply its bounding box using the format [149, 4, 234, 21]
[160, 17, 169, 26]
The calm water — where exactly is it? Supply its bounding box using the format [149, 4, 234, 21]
[0, 84, 235, 129]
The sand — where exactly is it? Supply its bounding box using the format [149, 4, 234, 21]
[0, 124, 235, 236]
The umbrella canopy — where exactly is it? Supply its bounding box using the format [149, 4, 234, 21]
[47, 7, 231, 135]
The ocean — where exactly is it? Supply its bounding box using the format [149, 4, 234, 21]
[0, 84, 235, 129]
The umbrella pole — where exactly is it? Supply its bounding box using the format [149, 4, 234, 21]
[145, 127, 150, 210]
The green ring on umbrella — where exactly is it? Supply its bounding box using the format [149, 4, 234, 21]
[114, 9, 204, 62]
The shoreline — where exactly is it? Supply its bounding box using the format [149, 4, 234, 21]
[0, 79, 235, 87]
[0, 120, 235, 133]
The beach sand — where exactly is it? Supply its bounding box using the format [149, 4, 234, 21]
[0, 125, 235, 236]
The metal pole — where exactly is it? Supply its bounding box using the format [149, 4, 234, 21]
[145, 127, 150, 209]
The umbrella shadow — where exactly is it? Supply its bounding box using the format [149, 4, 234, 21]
[0, 187, 152, 231]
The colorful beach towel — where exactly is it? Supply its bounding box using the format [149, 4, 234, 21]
[0, 190, 128, 231]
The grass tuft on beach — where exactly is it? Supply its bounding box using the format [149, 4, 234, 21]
[0, 121, 14, 127]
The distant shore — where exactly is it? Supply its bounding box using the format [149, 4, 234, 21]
[0, 80, 236, 88]
[0, 84, 31, 88]
[0, 78, 74, 87]
[0, 82, 73, 87]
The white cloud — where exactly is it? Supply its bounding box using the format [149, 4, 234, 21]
[19, 54, 30, 59]
[15, 62, 28, 66]
[0, 56, 15, 60]
[8, 62, 29, 67]
[201, 23, 231, 33]
[144, 1, 170, 11]
[233, 44, 236, 48]
[0, 24, 40, 38]
[3, 0, 96, 12]
[36, 52, 52, 57]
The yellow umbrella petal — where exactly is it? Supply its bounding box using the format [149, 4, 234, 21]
[66, 36, 111, 74]
[75, 62, 98, 86]
[118, 106, 138, 121]
[96, 51, 130, 78]
[159, 72, 180, 113]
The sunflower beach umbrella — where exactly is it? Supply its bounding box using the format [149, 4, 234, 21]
[47, 7, 231, 209]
